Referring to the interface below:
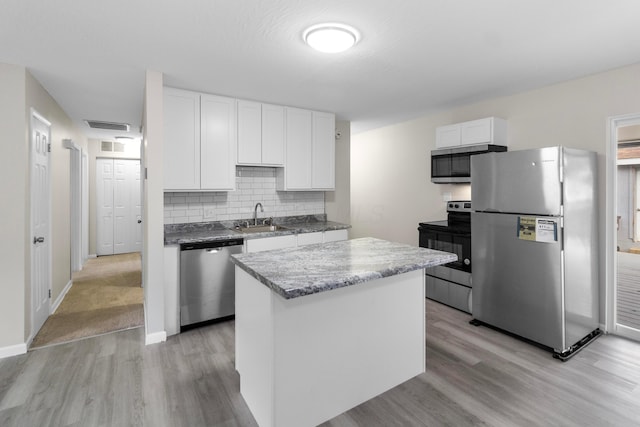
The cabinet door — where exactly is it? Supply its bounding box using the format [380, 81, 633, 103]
[324, 229, 348, 242]
[311, 112, 335, 190]
[237, 100, 262, 165]
[435, 124, 461, 148]
[245, 235, 297, 253]
[201, 94, 237, 190]
[262, 104, 285, 166]
[283, 107, 312, 189]
[297, 232, 323, 246]
[461, 118, 491, 145]
[163, 88, 200, 190]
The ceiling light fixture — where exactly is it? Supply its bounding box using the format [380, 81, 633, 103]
[304, 23, 359, 53]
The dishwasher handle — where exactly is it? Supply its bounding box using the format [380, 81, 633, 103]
[180, 238, 244, 251]
[205, 248, 221, 254]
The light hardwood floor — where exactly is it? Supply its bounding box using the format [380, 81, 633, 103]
[1, 300, 639, 426]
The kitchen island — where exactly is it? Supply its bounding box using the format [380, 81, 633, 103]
[231, 237, 457, 427]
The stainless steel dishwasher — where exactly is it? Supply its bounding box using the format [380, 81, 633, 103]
[180, 238, 244, 329]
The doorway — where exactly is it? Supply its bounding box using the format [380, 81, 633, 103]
[608, 114, 640, 341]
[96, 158, 142, 256]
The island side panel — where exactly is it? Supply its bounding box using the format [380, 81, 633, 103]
[235, 267, 275, 427]
[272, 269, 426, 427]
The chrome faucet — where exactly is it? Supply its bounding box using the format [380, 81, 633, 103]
[253, 202, 264, 226]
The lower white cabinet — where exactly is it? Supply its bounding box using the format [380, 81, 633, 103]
[324, 229, 349, 243]
[297, 232, 323, 246]
[164, 245, 180, 337]
[244, 234, 297, 253]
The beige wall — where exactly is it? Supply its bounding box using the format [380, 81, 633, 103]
[351, 62, 640, 323]
[0, 63, 87, 350]
[0, 64, 27, 348]
[325, 120, 351, 224]
[87, 138, 141, 255]
[26, 71, 88, 319]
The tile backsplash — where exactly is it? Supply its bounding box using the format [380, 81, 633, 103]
[164, 166, 325, 224]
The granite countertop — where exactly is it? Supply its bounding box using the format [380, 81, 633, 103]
[164, 215, 351, 245]
[231, 237, 458, 299]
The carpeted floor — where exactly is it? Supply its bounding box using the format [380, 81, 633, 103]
[30, 252, 144, 349]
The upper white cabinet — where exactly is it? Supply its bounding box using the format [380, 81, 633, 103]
[164, 88, 237, 191]
[237, 101, 284, 166]
[201, 94, 237, 191]
[435, 117, 507, 149]
[165, 86, 335, 192]
[164, 88, 200, 190]
[277, 108, 335, 191]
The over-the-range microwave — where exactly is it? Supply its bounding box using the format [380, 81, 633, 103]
[431, 144, 507, 183]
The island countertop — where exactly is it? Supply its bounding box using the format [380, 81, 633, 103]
[230, 237, 457, 299]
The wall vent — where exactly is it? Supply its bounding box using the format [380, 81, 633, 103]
[101, 141, 113, 152]
[113, 142, 125, 152]
[85, 120, 130, 132]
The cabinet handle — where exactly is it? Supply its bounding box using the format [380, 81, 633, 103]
[33, 236, 45, 244]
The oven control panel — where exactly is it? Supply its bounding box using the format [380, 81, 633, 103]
[447, 200, 472, 212]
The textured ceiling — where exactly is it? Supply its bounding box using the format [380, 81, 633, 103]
[1, 0, 639, 140]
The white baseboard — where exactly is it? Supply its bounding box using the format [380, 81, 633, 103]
[143, 304, 167, 345]
[145, 331, 167, 345]
[51, 280, 73, 314]
[88, 254, 97, 259]
[0, 342, 27, 359]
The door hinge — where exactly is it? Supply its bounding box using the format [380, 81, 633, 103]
[48, 289, 51, 298]
[47, 142, 51, 153]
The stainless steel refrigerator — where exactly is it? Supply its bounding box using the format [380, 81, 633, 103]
[471, 146, 600, 359]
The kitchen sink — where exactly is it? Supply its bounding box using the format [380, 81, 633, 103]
[235, 224, 290, 234]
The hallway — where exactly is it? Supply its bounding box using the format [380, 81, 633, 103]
[31, 253, 144, 349]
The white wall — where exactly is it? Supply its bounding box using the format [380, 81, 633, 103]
[351, 62, 640, 324]
[0, 63, 27, 349]
[143, 70, 166, 343]
[325, 120, 351, 224]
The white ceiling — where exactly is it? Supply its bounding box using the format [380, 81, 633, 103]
[1, 0, 639, 140]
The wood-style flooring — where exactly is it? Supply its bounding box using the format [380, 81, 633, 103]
[1, 300, 639, 426]
[617, 251, 640, 330]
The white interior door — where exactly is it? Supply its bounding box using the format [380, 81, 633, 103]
[97, 158, 141, 255]
[82, 150, 89, 263]
[96, 158, 114, 256]
[31, 110, 51, 336]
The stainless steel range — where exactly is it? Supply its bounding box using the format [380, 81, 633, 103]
[418, 201, 472, 313]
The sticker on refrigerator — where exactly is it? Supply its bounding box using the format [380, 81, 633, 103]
[517, 217, 558, 243]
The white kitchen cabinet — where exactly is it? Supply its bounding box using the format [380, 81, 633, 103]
[163, 88, 237, 191]
[323, 229, 348, 243]
[244, 234, 297, 253]
[201, 94, 237, 191]
[435, 117, 507, 148]
[237, 101, 285, 166]
[237, 100, 262, 165]
[276, 108, 335, 191]
[261, 104, 285, 165]
[312, 111, 336, 189]
[435, 124, 461, 149]
[297, 232, 323, 246]
[163, 88, 200, 190]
